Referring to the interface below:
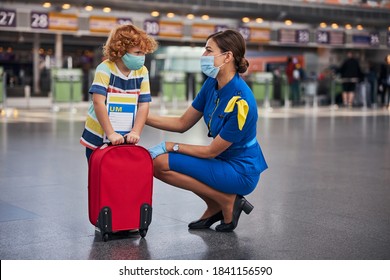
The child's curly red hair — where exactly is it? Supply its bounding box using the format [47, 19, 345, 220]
[103, 24, 158, 61]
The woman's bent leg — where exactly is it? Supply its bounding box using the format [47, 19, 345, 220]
[153, 154, 236, 223]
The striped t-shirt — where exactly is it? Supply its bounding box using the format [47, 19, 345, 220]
[80, 59, 152, 149]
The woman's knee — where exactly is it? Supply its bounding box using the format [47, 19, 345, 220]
[153, 154, 169, 178]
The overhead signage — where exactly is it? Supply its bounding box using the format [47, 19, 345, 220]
[369, 32, 380, 47]
[316, 30, 345, 45]
[31, 11, 48, 29]
[278, 29, 295, 44]
[144, 19, 160, 36]
[249, 27, 271, 43]
[278, 29, 310, 44]
[215, 25, 229, 33]
[329, 31, 345, 45]
[159, 21, 183, 38]
[117, 18, 133, 26]
[0, 9, 16, 27]
[296, 29, 310, 44]
[31, 12, 77, 31]
[48, 12, 78, 31]
[191, 24, 216, 39]
[352, 33, 375, 46]
[238, 26, 250, 41]
[89, 16, 117, 33]
[89, 16, 133, 33]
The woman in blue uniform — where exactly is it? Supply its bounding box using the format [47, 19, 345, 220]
[147, 30, 267, 232]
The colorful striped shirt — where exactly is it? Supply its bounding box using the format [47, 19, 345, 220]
[80, 60, 152, 149]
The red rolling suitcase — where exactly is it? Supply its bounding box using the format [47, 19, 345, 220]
[88, 144, 153, 241]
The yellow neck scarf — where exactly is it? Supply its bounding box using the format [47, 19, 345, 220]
[224, 96, 248, 130]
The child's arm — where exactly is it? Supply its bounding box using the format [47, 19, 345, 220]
[93, 93, 125, 145]
[125, 102, 149, 144]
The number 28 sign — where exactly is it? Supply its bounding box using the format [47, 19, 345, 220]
[31, 11, 49, 29]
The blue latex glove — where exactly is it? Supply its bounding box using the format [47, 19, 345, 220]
[148, 141, 167, 159]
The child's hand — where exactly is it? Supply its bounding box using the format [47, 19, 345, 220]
[125, 131, 140, 144]
[108, 132, 125, 145]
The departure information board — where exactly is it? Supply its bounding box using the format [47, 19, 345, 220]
[316, 30, 345, 45]
[278, 29, 309, 44]
[191, 23, 216, 39]
[144, 20, 184, 38]
[158, 21, 183, 38]
[89, 16, 132, 33]
[352, 32, 381, 47]
[30, 12, 78, 31]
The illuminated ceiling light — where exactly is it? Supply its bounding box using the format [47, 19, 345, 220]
[62, 4, 71, 10]
[85, 5, 93, 12]
[284, 20, 292, 26]
[242, 17, 250, 23]
[151, 11, 159, 17]
[345, 24, 352, 30]
[186, 14, 195, 20]
[201, 15, 209, 20]
[102, 7, 111, 13]
[331, 23, 339, 29]
[256, 18, 263, 23]
[167, 12, 175, 18]
[42, 2, 51, 8]
[319, 22, 327, 28]
[357, 24, 363, 30]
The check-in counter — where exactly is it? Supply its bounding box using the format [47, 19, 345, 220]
[195, 73, 204, 96]
[251, 72, 273, 102]
[51, 69, 82, 102]
[160, 71, 186, 102]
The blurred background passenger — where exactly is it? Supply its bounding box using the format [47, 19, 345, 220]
[338, 51, 363, 108]
[378, 54, 390, 109]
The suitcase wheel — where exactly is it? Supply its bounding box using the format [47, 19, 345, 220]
[102, 233, 109, 242]
[139, 229, 148, 238]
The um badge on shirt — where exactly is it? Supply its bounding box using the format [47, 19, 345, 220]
[103, 92, 138, 142]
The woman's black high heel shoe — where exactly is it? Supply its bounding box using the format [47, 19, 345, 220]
[215, 195, 254, 232]
[188, 211, 224, 229]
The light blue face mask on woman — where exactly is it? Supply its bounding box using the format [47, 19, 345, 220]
[121, 53, 145, 70]
[200, 53, 227, 78]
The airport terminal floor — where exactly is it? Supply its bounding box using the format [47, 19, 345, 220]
[0, 100, 389, 260]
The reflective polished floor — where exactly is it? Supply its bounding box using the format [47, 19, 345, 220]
[1, 102, 389, 260]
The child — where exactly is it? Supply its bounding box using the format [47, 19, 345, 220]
[80, 24, 158, 160]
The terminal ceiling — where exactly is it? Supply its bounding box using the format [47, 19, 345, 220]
[8, 0, 390, 29]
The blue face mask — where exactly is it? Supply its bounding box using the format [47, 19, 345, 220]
[121, 53, 145, 70]
[200, 53, 226, 79]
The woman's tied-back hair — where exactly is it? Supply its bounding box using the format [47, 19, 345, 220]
[207, 29, 249, 74]
[103, 24, 158, 61]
